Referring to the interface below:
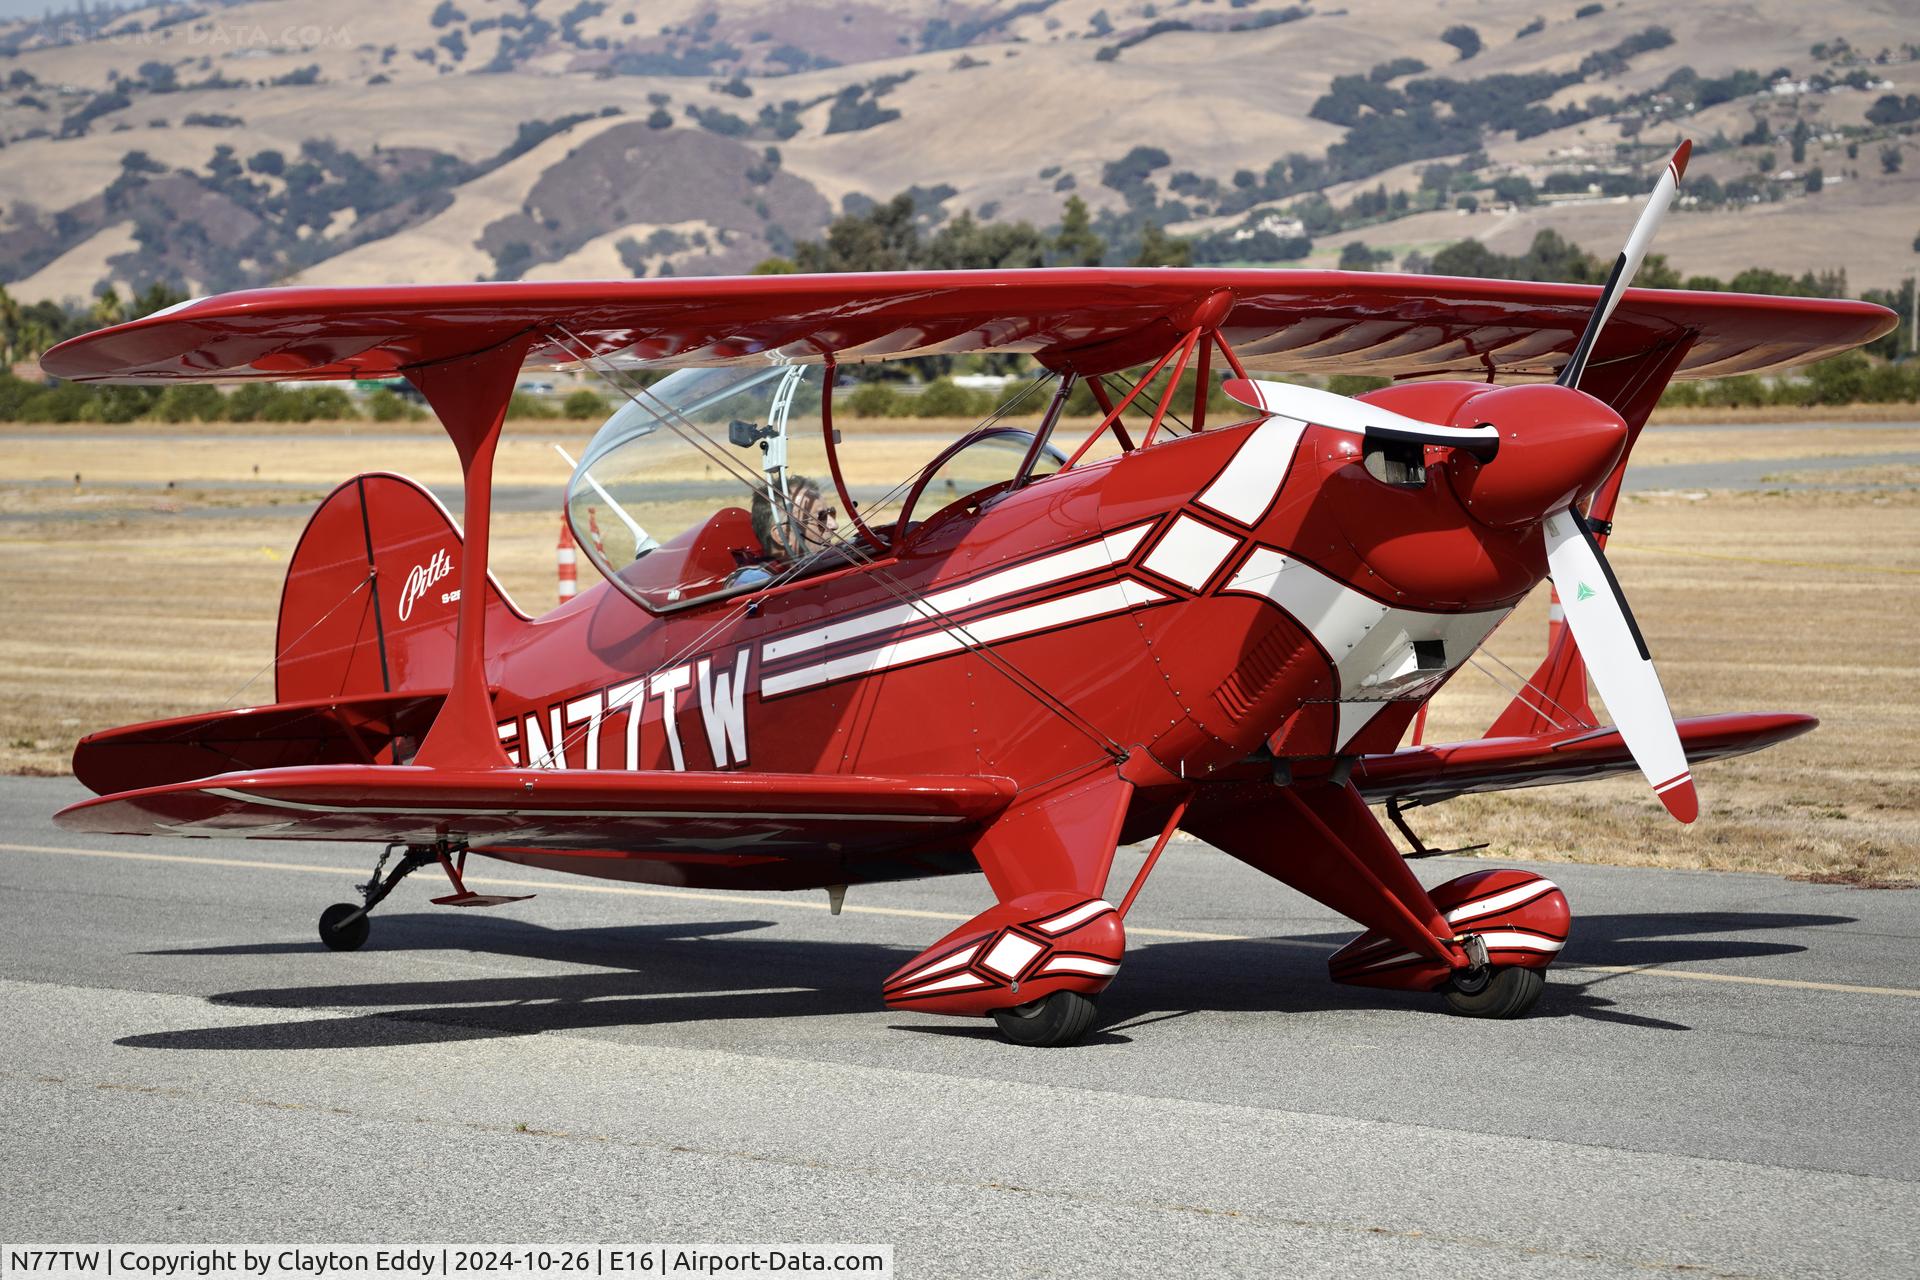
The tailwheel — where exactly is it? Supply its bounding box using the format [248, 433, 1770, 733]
[991, 991, 1098, 1047]
[316, 842, 437, 952]
[1443, 965, 1545, 1018]
[318, 902, 370, 952]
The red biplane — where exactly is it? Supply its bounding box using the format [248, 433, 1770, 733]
[47, 143, 1894, 1044]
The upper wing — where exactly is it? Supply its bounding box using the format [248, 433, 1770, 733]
[54, 763, 1016, 853]
[42, 269, 1893, 385]
[1350, 711, 1814, 808]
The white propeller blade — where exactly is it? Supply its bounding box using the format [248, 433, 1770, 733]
[1224, 377, 1500, 459]
[1559, 139, 1691, 391]
[1541, 509, 1696, 823]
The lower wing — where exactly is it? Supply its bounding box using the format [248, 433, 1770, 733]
[56, 763, 1015, 853]
[1350, 711, 1814, 808]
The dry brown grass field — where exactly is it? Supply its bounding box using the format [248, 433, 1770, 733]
[2, 419, 1914, 883]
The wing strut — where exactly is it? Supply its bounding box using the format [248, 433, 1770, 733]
[405, 333, 536, 770]
[1062, 332, 1190, 468]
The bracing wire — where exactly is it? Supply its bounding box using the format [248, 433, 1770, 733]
[1465, 653, 1571, 732]
[222, 572, 374, 708]
[1477, 644, 1596, 731]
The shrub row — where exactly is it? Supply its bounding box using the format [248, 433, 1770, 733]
[3, 360, 1909, 426]
[0, 374, 613, 423]
[1659, 354, 1920, 409]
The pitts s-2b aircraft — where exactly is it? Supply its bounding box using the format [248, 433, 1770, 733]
[50, 143, 1895, 1044]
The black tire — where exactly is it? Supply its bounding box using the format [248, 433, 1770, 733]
[991, 991, 1098, 1047]
[318, 902, 370, 952]
[1443, 965, 1545, 1018]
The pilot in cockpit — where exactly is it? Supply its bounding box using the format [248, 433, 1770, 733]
[729, 474, 841, 589]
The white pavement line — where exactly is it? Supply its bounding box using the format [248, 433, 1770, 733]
[1561, 963, 1920, 999]
[0, 840, 1320, 948]
[12, 842, 1916, 998]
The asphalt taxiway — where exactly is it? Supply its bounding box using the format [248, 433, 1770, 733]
[1, 775, 1915, 1277]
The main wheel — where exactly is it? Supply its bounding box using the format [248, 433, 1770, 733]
[991, 991, 1098, 1047]
[1443, 965, 1545, 1018]
[318, 902, 370, 952]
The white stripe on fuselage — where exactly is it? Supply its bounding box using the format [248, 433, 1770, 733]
[1198, 415, 1308, 525]
[761, 580, 1165, 698]
[762, 523, 1153, 664]
[1142, 514, 1239, 591]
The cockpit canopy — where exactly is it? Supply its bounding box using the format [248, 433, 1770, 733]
[565, 361, 1065, 613]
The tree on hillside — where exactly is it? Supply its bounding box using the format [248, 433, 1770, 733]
[1441, 25, 1481, 61]
[1637, 254, 1682, 289]
[1051, 195, 1105, 266]
[1430, 230, 1605, 284]
[1428, 239, 1503, 278]
[794, 193, 922, 272]
[922, 211, 1049, 270]
[1338, 241, 1389, 270]
[1131, 222, 1191, 268]
[1492, 175, 1537, 206]
[0, 286, 21, 366]
[1790, 118, 1811, 165]
[88, 286, 125, 328]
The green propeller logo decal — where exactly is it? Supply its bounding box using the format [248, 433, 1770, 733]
[1575, 582, 1598, 602]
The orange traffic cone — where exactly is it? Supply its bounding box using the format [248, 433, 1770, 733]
[586, 505, 606, 556]
[557, 514, 578, 605]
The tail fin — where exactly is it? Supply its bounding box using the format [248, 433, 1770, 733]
[276, 472, 526, 702]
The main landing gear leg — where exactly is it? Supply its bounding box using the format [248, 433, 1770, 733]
[1184, 781, 1569, 1018]
[883, 771, 1144, 1048]
[317, 843, 437, 951]
[985, 793, 1187, 1048]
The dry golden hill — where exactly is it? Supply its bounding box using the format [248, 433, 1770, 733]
[1, 0, 1916, 304]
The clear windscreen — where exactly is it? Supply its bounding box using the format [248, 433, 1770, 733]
[566, 363, 839, 610]
[565, 361, 1068, 611]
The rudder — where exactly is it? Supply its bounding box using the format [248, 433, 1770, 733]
[276, 472, 526, 701]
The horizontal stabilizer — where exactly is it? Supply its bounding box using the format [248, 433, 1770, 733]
[1352, 712, 1815, 807]
[71, 690, 447, 797]
[55, 763, 1017, 853]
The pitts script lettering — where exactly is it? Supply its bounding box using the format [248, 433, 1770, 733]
[396, 548, 453, 621]
[497, 650, 752, 772]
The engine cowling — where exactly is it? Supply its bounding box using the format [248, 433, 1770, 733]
[1443, 384, 1629, 529]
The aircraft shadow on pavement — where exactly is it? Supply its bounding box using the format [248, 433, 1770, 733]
[115, 906, 1852, 1051]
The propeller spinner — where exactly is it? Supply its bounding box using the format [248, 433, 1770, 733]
[1226, 140, 1699, 822]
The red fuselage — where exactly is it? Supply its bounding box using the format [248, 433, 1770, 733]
[475, 394, 1555, 889]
